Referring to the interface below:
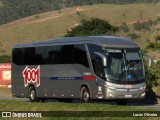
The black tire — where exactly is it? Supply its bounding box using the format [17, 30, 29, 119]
[81, 86, 91, 103]
[29, 86, 40, 102]
[117, 100, 127, 105]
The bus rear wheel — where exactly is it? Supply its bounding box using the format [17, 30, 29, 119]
[81, 86, 90, 103]
[29, 86, 40, 102]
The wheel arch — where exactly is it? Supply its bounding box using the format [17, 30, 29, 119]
[80, 83, 92, 98]
[28, 84, 36, 97]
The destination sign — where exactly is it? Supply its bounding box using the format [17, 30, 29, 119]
[106, 49, 122, 53]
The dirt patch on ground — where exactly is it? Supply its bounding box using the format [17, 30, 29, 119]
[0, 88, 11, 97]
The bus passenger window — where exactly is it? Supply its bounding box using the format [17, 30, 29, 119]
[95, 56, 104, 79]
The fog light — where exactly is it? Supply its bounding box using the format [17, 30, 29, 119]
[140, 85, 146, 90]
[141, 93, 145, 97]
[109, 93, 114, 97]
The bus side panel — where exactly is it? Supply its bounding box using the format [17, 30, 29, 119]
[36, 64, 96, 99]
[12, 64, 97, 99]
[12, 64, 29, 97]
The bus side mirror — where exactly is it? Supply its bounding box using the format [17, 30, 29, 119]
[143, 53, 152, 68]
[94, 52, 106, 67]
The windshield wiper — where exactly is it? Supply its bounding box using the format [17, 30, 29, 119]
[118, 53, 138, 82]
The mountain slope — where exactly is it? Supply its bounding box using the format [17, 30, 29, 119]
[0, 3, 159, 55]
[0, 0, 159, 25]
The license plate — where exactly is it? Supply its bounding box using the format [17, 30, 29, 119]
[125, 85, 132, 89]
[125, 95, 132, 98]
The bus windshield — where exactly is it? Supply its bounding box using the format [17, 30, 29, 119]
[104, 49, 145, 82]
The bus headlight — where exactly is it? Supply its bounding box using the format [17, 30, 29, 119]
[140, 85, 146, 90]
[141, 93, 145, 97]
[108, 86, 115, 90]
[109, 93, 114, 97]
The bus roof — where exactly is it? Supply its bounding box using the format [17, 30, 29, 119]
[13, 36, 139, 49]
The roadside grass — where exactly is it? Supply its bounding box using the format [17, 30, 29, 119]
[0, 100, 153, 111]
[0, 117, 148, 120]
[0, 100, 158, 120]
[0, 3, 159, 55]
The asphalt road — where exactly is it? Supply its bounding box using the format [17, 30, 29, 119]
[0, 88, 160, 110]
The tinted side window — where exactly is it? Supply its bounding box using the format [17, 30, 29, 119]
[13, 47, 45, 65]
[13, 44, 89, 68]
[87, 44, 103, 71]
[45, 44, 89, 67]
[60, 45, 74, 64]
[95, 54, 104, 78]
[35, 47, 45, 64]
[23, 47, 36, 65]
[12, 48, 24, 65]
[74, 44, 89, 68]
[45, 45, 61, 64]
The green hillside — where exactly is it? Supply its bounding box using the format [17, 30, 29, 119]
[0, 1, 3, 7]
[0, 3, 159, 55]
[0, 0, 159, 25]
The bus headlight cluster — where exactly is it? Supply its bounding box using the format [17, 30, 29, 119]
[108, 86, 115, 90]
[141, 93, 145, 97]
[109, 93, 114, 97]
[140, 85, 146, 90]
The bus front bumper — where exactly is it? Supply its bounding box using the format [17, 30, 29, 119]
[105, 87, 146, 99]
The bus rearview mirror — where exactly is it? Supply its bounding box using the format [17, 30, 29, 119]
[94, 52, 107, 67]
[143, 53, 152, 68]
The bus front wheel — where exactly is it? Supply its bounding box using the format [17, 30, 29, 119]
[29, 86, 40, 102]
[81, 86, 91, 103]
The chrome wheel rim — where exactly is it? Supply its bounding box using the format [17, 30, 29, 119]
[30, 90, 35, 100]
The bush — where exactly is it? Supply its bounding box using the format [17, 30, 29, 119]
[0, 55, 11, 63]
[65, 18, 119, 37]
[156, 35, 160, 41]
[120, 22, 129, 33]
[127, 33, 141, 39]
[157, 16, 160, 22]
[133, 21, 151, 31]
[146, 42, 160, 49]
[146, 42, 155, 49]
[145, 62, 159, 92]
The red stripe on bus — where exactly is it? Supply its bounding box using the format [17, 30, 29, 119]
[83, 76, 96, 81]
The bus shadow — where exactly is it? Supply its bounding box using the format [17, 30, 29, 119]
[129, 90, 159, 105]
[44, 99, 116, 105]
[144, 90, 158, 104]
[43, 90, 159, 106]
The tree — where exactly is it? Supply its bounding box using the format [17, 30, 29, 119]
[0, 55, 11, 63]
[145, 62, 159, 92]
[120, 22, 129, 33]
[156, 35, 160, 42]
[65, 18, 119, 37]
